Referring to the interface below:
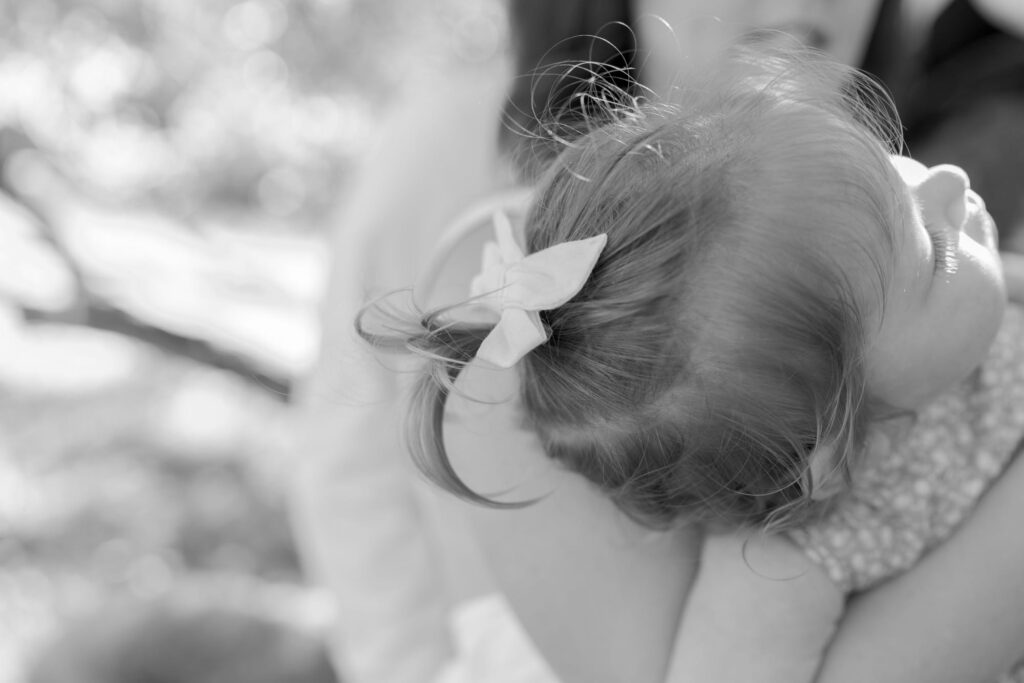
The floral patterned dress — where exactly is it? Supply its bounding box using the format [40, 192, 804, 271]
[790, 304, 1024, 681]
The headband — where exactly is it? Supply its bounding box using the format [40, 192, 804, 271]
[468, 210, 607, 368]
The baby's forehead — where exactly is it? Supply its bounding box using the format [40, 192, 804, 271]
[888, 154, 929, 185]
[882, 155, 919, 248]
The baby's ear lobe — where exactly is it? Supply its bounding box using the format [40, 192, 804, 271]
[917, 165, 969, 230]
[805, 441, 844, 501]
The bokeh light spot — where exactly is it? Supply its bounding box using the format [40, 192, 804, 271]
[223, 0, 288, 52]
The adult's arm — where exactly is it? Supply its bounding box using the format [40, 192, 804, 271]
[814, 448, 1024, 683]
[444, 362, 702, 683]
[667, 531, 843, 683]
[288, 54, 514, 683]
[669, 256, 1024, 683]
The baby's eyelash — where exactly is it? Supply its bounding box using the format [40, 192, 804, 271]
[929, 229, 955, 273]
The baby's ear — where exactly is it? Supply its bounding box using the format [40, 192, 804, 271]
[805, 441, 844, 501]
[916, 165, 969, 230]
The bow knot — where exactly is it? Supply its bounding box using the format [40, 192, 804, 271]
[469, 211, 607, 367]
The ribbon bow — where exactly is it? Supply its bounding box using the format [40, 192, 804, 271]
[469, 211, 607, 368]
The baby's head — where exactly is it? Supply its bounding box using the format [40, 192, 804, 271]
[865, 155, 1004, 412]
[380, 48, 1006, 530]
[509, 50, 895, 528]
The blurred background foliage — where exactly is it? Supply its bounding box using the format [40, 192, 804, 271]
[0, 0, 506, 680]
[1, 0, 504, 220]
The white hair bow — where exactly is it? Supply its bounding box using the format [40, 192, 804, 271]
[469, 211, 607, 368]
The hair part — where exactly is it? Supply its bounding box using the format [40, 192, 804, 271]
[361, 45, 904, 531]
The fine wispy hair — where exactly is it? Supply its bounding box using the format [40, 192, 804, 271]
[360, 43, 905, 531]
[499, 1, 639, 174]
[501, 37, 649, 178]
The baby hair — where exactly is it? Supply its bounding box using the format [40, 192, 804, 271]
[361, 46, 904, 530]
[500, 3, 638, 175]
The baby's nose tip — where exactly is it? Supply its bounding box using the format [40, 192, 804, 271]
[931, 164, 969, 193]
[923, 165, 970, 229]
